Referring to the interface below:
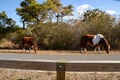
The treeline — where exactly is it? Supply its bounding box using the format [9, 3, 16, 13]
[0, 0, 120, 50]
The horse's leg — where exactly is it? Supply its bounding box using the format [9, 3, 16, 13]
[22, 43, 25, 53]
[33, 44, 37, 54]
[22, 46, 26, 53]
[80, 46, 87, 53]
[33, 46, 37, 54]
[94, 47, 97, 53]
[97, 47, 100, 53]
[94, 45, 100, 53]
[80, 37, 84, 53]
[22, 48, 25, 53]
[84, 48, 87, 53]
[23, 47, 28, 53]
[83, 43, 87, 53]
[80, 47, 86, 53]
[28, 47, 30, 53]
[80, 47, 82, 53]
[80, 45, 87, 53]
[22, 43, 29, 53]
[32, 41, 37, 54]
[80, 44, 83, 53]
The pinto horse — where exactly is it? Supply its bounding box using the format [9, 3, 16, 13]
[21, 36, 38, 53]
[80, 34, 110, 54]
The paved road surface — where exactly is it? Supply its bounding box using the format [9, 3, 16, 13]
[0, 53, 120, 63]
[0, 53, 120, 72]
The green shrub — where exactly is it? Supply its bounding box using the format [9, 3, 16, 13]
[32, 23, 81, 50]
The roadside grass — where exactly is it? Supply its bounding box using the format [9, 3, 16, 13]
[0, 69, 120, 80]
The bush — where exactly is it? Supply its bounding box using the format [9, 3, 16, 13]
[6, 28, 34, 48]
[0, 38, 16, 49]
[32, 23, 81, 50]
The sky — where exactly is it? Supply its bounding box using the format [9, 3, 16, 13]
[0, 0, 120, 26]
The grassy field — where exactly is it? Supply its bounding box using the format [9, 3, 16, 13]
[0, 49, 120, 80]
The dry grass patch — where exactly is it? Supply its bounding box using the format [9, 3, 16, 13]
[66, 72, 120, 80]
[0, 69, 120, 80]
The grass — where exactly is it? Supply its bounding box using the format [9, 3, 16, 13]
[0, 68, 120, 80]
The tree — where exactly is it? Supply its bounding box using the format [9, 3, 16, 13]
[0, 11, 17, 38]
[43, 0, 73, 22]
[83, 9, 106, 22]
[16, 0, 73, 28]
[0, 11, 7, 27]
[60, 5, 73, 22]
[16, 0, 47, 29]
[43, 0, 62, 22]
[82, 9, 114, 34]
[0, 11, 16, 28]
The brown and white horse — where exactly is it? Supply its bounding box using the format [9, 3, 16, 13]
[80, 34, 110, 54]
[21, 36, 38, 53]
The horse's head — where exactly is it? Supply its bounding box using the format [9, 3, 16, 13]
[107, 45, 111, 53]
[99, 38, 110, 54]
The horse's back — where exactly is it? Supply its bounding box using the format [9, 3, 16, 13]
[22, 37, 36, 45]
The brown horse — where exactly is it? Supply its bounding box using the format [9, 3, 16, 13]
[80, 34, 110, 54]
[21, 36, 38, 53]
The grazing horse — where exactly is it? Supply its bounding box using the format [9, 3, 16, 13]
[22, 36, 38, 53]
[80, 34, 110, 54]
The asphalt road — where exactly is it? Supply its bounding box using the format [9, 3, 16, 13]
[0, 53, 120, 63]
